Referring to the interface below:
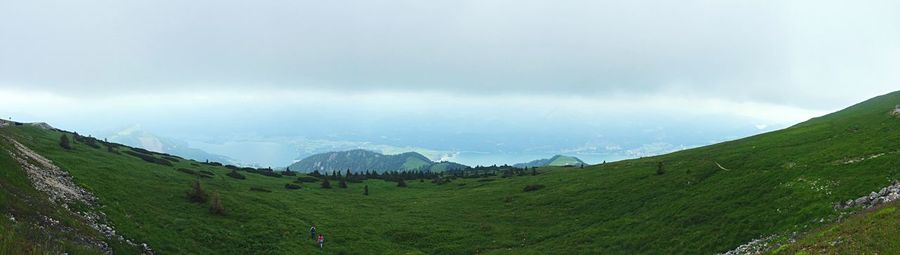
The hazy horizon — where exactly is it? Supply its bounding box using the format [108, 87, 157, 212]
[2, 0, 898, 167]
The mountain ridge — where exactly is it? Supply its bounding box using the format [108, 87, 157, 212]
[288, 149, 469, 173]
[513, 154, 586, 168]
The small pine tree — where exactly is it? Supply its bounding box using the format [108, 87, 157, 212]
[531, 167, 537, 176]
[209, 192, 225, 215]
[656, 161, 665, 175]
[187, 178, 208, 203]
[339, 179, 348, 188]
[364, 185, 369, 196]
[59, 134, 71, 150]
[397, 178, 407, 187]
[321, 178, 332, 189]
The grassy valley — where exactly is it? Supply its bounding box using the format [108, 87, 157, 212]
[0, 91, 898, 254]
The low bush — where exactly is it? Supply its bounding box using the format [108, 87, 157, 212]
[285, 183, 302, 190]
[82, 137, 101, 149]
[131, 147, 155, 155]
[200, 170, 215, 176]
[177, 168, 212, 178]
[296, 176, 319, 183]
[187, 179, 208, 203]
[177, 168, 197, 174]
[523, 184, 545, 192]
[106, 144, 119, 154]
[321, 179, 332, 189]
[209, 192, 225, 215]
[226, 170, 246, 180]
[59, 134, 72, 150]
[162, 156, 181, 163]
[431, 177, 451, 185]
[256, 170, 282, 178]
[124, 151, 174, 166]
[249, 187, 272, 193]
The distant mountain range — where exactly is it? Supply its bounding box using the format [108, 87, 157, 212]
[105, 125, 236, 165]
[513, 155, 586, 168]
[288, 149, 469, 173]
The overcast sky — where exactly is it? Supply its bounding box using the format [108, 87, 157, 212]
[1, 1, 898, 166]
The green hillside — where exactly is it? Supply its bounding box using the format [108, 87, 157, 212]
[774, 201, 900, 254]
[0, 91, 898, 254]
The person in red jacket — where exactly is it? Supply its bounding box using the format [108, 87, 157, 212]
[317, 234, 325, 249]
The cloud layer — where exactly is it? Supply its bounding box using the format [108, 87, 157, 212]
[1, 1, 898, 108]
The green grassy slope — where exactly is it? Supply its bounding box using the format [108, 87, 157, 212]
[0, 91, 897, 254]
[0, 133, 138, 254]
[774, 201, 900, 254]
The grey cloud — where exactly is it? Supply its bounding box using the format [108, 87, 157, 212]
[1, 1, 898, 108]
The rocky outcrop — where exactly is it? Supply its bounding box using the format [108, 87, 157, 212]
[719, 235, 778, 255]
[834, 180, 900, 210]
[721, 180, 900, 255]
[5, 136, 154, 254]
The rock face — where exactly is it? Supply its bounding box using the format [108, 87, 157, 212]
[835, 180, 900, 210]
[5, 136, 154, 255]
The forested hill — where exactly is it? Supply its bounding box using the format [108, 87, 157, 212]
[513, 155, 586, 168]
[288, 149, 468, 173]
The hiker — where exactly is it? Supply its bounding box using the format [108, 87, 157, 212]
[317, 234, 325, 249]
[309, 225, 316, 240]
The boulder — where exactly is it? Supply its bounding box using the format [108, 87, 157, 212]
[854, 197, 869, 205]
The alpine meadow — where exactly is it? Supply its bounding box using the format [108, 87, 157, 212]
[2, 1, 900, 254]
